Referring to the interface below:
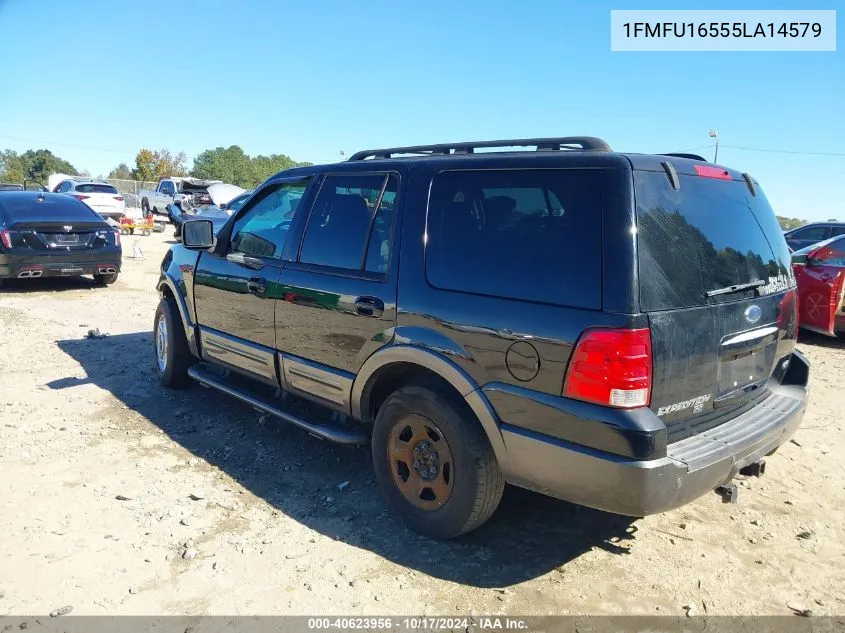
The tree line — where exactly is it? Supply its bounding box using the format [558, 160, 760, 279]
[0, 145, 311, 190]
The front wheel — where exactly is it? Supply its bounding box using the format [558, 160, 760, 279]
[372, 384, 504, 539]
[153, 295, 194, 387]
[94, 272, 119, 285]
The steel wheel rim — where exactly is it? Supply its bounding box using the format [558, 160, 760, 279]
[156, 316, 168, 373]
[387, 414, 454, 511]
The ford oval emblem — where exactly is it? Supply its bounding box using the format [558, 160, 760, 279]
[745, 304, 762, 324]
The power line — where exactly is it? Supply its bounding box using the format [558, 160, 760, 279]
[672, 144, 716, 153]
[720, 144, 845, 158]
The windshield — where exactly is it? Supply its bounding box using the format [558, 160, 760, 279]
[227, 193, 250, 212]
[792, 235, 840, 256]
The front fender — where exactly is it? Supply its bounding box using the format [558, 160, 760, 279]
[351, 344, 507, 466]
[156, 247, 200, 357]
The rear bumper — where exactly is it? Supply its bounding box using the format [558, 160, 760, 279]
[501, 351, 809, 516]
[0, 250, 121, 278]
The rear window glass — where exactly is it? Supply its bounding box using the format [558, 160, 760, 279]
[635, 171, 794, 311]
[426, 169, 602, 308]
[76, 184, 118, 194]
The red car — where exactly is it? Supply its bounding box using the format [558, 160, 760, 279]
[792, 235, 845, 336]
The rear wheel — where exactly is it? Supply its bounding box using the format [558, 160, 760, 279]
[94, 272, 118, 285]
[372, 384, 504, 539]
[154, 295, 193, 387]
[141, 199, 150, 215]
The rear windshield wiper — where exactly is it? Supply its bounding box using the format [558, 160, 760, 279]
[705, 279, 766, 298]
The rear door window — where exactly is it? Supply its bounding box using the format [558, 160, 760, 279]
[635, 171, 793, 311]
[299, 173, 398, 273]
[426, 169, 602, 308]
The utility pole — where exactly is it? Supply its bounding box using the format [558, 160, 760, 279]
[709, 130, 720, 163]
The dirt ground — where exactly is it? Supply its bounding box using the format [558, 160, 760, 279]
[1, 229, 843, 617]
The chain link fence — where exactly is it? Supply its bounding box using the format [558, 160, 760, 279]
[98, 178, 158, 211]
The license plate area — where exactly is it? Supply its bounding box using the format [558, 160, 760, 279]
[55, 233, 80, 244]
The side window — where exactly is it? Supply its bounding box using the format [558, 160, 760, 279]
[299, 173, 398, 273]
[793, 225, 830, 241]
[55, 181, 70, 193]
[160, 181, 174, 196]
[828, 225, 845, 237]
[426, 169, 602, 308]
[230, 181, 309, 259]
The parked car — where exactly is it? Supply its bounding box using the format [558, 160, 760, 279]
[783, 222, 845, 252]
[52, 179, 126, 222]
[168, 183, 247, 239]
[153, 137, 808, 539]
[140, 177, 221, 217]
[0, 192, 121, 287]
[791, 234, 845, 336]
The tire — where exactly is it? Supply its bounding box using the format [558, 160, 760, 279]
[94, 272, 119, 285]
[372, 384, 504, 539]
[129, 228, 135, 235]
[153, 295, 194, 387]
[141, 199, 150, 215]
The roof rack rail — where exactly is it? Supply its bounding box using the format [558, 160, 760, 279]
[659, 152, 708, 162]
[348, 137, 612, 161]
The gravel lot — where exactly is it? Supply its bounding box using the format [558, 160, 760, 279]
[1, 230, 843, 617]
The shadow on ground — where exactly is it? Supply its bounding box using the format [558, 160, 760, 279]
[0, 276, 100, 293]
[54, 332, 637, 587]
[798, 329, 845, 350]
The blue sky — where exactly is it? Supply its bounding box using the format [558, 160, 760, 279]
[0, 0, 842, 220]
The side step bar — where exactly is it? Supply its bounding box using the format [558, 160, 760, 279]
[187, 364, 367, 445]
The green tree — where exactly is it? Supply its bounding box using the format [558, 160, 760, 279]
[132, 148, 188, 181]
[1, 148, 79, 185]
[190, 146, 311, 188]
[191, 145, 253, 186]
[0, 150, 25, 184]
[776, 216, 807, 231]
[108, 163, 133, 180]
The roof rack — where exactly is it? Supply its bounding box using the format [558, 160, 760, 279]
[348, 137, 612, 161]
[659, 152, 708, 162]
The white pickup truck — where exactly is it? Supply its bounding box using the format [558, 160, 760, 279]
[140, 177, 221, 217]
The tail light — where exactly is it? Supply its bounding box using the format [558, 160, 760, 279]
[1, 229, 13, 249]
[72, 194, 91, 201]
[114, 196, 124, 202]
[113, 230, 121, 247]
[563, 328, 652, 408]
[694, 165, 731, 180]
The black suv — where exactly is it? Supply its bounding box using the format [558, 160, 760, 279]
[154, 137, 809, 539]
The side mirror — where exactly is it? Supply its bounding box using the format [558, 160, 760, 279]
[182, 219, 215, 249]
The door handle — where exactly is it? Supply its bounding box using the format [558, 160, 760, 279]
[247, 277, 267, 296]
[355, 296, 384, 318]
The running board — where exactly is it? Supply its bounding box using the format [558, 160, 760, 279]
[187, 364, 367, 445]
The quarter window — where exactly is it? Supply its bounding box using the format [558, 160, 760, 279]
[299, 174, 398, 273]
[426, 169, 602, 308]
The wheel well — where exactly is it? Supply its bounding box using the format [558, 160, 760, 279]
[364, 362, 466, 424]
[159, 283, 175, 302]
